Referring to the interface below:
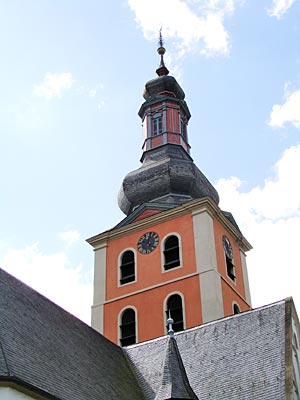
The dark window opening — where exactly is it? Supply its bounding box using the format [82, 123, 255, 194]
[120, 251, 135, 285]
[164, 235, 180, 270]
[233, 304, 240, 314]
[180, 119, 184, 135]
[222, 236, 235, 282]
[226, 256, 235, 281]
[165, 294, 184, 332]
[153, 115, 163, 136]
[120, 308, 136, 346]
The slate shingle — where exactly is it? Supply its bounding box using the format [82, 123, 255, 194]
[0, 268, 144, 400]
[125, 301, 287, 400]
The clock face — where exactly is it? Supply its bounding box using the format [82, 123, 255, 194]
[137, 232, 159, 254]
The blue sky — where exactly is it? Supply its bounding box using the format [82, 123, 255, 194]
[0, 0, 299, 324]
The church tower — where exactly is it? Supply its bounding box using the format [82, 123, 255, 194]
[87, 37, 252, 346]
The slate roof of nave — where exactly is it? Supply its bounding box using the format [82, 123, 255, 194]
[0, 268, 144, 400]
[125, 299, 288, 400]
[0, 267, 294, 400]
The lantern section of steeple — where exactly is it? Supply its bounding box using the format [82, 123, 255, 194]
[139, 42, 191, 156]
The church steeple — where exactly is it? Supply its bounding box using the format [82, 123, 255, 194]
[88, 40, 252, 348]
[118, 39, 219, 217]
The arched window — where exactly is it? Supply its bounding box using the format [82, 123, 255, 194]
[163, 235, 180, 270]
[233, 303, 240, 314]
[222, 235, 235, 281]
[153, 113, 162, 136]
[165, 294, 184, 332]
[119, 250, 135, 285]
[119, 308, 136, 346]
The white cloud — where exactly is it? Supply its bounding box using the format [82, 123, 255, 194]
[268, 88, 300, 128]
[97, 100, 105, 110]
[1, 242, 92, 324]
[58, 230, 81, 249]
[215, 145, 300, 312]
[88, 88, 97, 97]
[267, 0, 297, 18]
[127, 0, 242, 58]
[34, 72, 74, 100]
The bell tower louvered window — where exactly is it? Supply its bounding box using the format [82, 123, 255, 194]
[165, 294, 184, 332]
[223, 236, 235, 282]
[163, 235, 180, 270]
[120, 308, 136, 346]
[120, 250, 135, 285]
[233, 303, 240, 314]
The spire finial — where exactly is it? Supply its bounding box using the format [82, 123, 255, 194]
[167, 313, 174, 338]
[159, 27, 164, 48]
[156, 28, 169, 77]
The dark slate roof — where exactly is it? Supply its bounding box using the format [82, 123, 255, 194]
[125, 300, 288, 400]
[155, 336, 198, 400]
[118, 144, 220, 216]
[142, 75, 185, 101]
[222, 210, 242, 234]
[0, 268, 145, 400]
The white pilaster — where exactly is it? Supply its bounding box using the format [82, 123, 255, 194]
[199, 271, 224, 323]
[240, 250, 252, 306]
[192, 209, 218, 273]
[91, 241, 107, 333]
[193, 209, 224, 322]
[0, 387, 35, 400]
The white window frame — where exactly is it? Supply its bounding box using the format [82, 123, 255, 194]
[163, 291, 186, 335]
[117, 248, 137, 287]
[161, 232, 183, 273]
[118, 305, 138, 346]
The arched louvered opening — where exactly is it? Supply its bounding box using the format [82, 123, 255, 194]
[119, 308, 136, 346]
[222, 236, 235, 282]
[165, 294, 184, 332]
[163, 235, 180, 270]
[120, 250, 135, 285]
[233, 303, 240, 314]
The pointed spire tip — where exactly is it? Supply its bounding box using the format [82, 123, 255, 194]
[156, 28, 169, 77]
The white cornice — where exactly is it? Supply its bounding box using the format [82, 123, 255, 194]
[86, 197, 252, 252]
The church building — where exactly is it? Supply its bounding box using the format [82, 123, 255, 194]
[0, 39, 300, 400]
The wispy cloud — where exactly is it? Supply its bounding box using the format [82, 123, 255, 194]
[267, 0, 297, 18]
[127, 0, 243, 59]
[34, 72, 74, 100]
[1, 242, 92, 324]
[268, 84, 300, 128]
[58, 230, 81, 249]
[216, 145, 300, 311]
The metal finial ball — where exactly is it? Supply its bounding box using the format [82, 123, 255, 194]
[157, 46, 166, 56]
